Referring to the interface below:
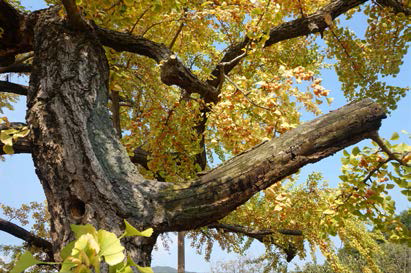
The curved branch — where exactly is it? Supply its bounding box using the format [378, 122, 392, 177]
[0, 217, 53, 254]
[95, 26, 219, 103]
[208, 0, 368, 87]
[0, 81, 28, 95]
[370, 131, 410, 166]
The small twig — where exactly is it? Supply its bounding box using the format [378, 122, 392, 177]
[297, 0, 306, 18]
[169, 22, 185, 50]
[362, 158, 390, 185]
[208, 222, 302, 239]
[104, 0, 122, 12]
[219, 51, 247, 67]
[330, 29, 367, 81]
[370, 131, 407, 166]
[169, 8, 187, 50]
[224, 75, 273, 111]
[129, 5, 152, 34]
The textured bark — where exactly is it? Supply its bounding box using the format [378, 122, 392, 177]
[26, 9, 162, 264]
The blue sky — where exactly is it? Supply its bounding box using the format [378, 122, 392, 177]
[0, 1, 410, 272]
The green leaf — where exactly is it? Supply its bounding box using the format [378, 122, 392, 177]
[10, 251, 42, 273]
[352, 146, 360, 156]
[72, 233, 100, 257]
[61, 241, 76, 260]
[97, 230, 125, 266]
[123, 220, 153, 237]
[390, 132, 399, 140]
[136, 265, 154, 273]
[3, 144, 14, 154]
[124, 257, 154, 273]
[60, 260, 77, 273]
[385, 184, 395, 190]
[71, 224, 98, 239]
[0, 133, 13, 146]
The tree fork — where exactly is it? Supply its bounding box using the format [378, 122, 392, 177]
[21, 5, 386, 269]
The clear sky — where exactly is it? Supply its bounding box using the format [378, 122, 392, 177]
[0, 1, 410, 272]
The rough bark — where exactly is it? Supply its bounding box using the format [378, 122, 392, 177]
[27, 9, 161, 264]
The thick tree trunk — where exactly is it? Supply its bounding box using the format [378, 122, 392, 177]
[21, 6, 386, 270]
[26, 9, 160, 265]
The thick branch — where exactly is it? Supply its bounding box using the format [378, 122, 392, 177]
[376, 0, 411, 15]
[0, 122, 32, 155]
[208, 0, 367, 87]
[0, 63, 32, 73]
[0, 217, 53, 253]
[61, 0, 89, 30]
[0, 81, 28, 95]
[158, 99, 386, 231]
[94, 26, 219, 103]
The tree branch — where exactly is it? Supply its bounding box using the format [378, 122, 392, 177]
[208, 223, 302, 241]
[0, 81, 28, 95]
[61, 0, 89, 30]
[0, 0, 36, 61]
[208, 223, 301, 262]
[157, 99, 386, 231]
[376, 0, 411, 15]
[0, 63, 32, 73]
[95, 26, 220, 103]
[369, 131, 409, 166]
[207, 0, 368, 87]
[0, 217, 53, 254]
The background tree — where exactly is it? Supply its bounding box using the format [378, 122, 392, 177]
[0, 0, 410, 272]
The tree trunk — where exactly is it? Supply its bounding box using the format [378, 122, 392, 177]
[26, 9, 159, 265]
[177, 231, 185, 273]
[21, 6, 386, 270]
